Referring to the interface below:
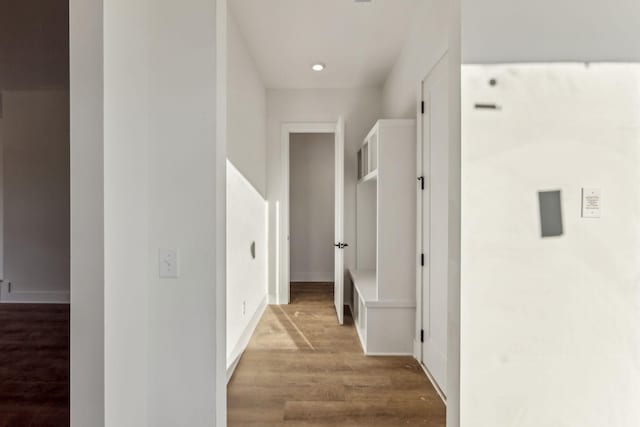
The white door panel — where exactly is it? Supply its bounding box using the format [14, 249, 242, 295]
[421, 55, 449, 395]
[334, 117, 345, 325]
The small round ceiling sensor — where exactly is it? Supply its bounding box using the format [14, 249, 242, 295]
[312, 63, 326, 72]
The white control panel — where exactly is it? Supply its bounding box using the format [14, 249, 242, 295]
[582, 188, 601, 218]
[159, 248, 179, 278]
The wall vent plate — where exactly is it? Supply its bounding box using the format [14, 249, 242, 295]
[538, 190, 564, 238]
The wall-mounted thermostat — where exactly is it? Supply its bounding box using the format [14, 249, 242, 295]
[582, 188, 601, 218]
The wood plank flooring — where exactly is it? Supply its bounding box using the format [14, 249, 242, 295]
[228, 283, 445, 426]
[0, 304, 70, 427]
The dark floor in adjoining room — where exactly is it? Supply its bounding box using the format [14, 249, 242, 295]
[228, 282, 445, 426]
[0, 304, 69, 427]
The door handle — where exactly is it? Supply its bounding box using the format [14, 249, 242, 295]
[334, 242, 349, 249]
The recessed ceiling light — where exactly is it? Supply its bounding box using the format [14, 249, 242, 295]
[312, 63, 325, 72]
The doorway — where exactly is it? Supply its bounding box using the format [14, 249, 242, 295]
[280, 120, 345, 324]
[289, 132, 336, 303]
[418, 53, 449, 399]
[0, 0, 70, 424]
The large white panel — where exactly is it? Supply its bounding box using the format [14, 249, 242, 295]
[461, 63, 640, 427]
[226, 160, 268, 364]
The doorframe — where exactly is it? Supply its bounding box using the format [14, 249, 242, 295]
[279, 122, 337, 305]
[415, 51, 460, 409]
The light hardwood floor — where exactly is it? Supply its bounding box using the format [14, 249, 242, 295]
[228, 283, 446, 426]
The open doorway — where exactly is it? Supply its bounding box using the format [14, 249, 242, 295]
[280, 121, 345, 324]
[0, 0, 70, 425]
[289, 132, 336, 306]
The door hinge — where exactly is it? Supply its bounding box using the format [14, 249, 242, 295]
[417, 176, 424, 190]
[420, 253, 425, 266]
[421, 101, 425, 115]
[420, 329, 424, 343]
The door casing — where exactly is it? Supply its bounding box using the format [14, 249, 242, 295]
[279, 121, 344, 317]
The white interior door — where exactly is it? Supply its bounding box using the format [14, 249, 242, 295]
[421, 55, 449, 395]
[334, 117, 345, 325]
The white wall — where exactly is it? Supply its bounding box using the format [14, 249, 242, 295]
[225, 7, 268, 374]
[460, 2, 640, 426]
[0, 90, 69, 303]
[266, 88, 382, 302]
[227, 13, 267, 196]
[382, 0, 449, 118]
[289, 133, 335, 283]
[461, 64, 640, 427]
[462, 0, 640, 63]
[145, 0, 220, 424]
[81, 0, 225, 425]
[381, 2, 462, 424]
[103, 0, 149, 423]
[226, 160, 267, 368]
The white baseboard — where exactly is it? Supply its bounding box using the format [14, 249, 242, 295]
[0, 281, 70, 304]
[417, 359, 447, 404]
[413, 339, 421, 360]
[290, 272, 333, 283]
[226, 355, 242, 384]
[226, 295, 267, 383]
[365, 351, 415, 356]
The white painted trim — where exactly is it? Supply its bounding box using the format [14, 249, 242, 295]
[418, 360, 447, 404]
[215, 0, 228, 424]
[279, 122, 337, 306]
[362, 300, 416, 309]
[413, 339, 421, 360]
[226, 354, 242, 384]
[354, 319, 366, 351]
[0, 281, 70, 304]
[226, 295, 267, 383]
[290, 272, 334, 282]
[365, 351, 415, 357]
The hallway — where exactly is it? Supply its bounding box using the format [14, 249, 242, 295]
[227, 283, 445, 426]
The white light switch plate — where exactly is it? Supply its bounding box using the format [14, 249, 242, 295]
[582, 188, 601, 218]
[159, 248, 179, 278]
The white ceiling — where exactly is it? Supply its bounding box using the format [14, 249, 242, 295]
[229, 0, 421, 89]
